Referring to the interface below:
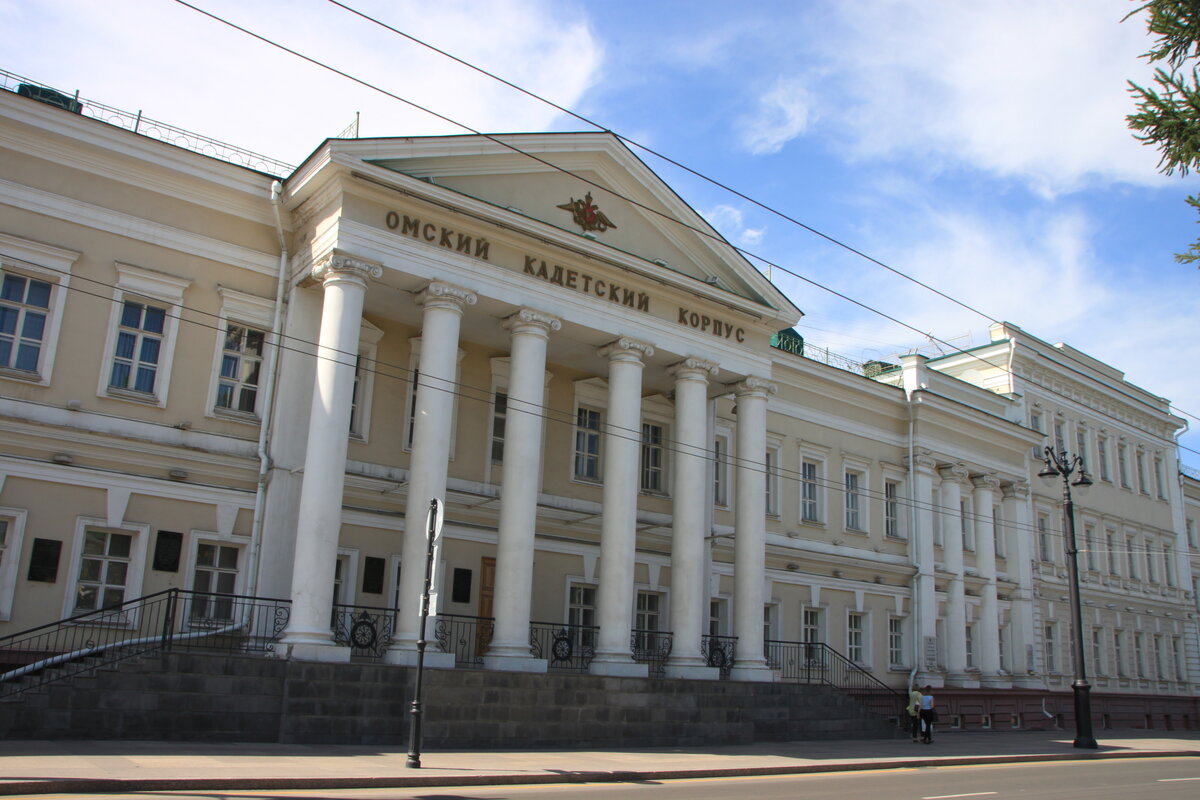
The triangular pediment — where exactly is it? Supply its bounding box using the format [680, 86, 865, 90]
[345, 132, 798, 320]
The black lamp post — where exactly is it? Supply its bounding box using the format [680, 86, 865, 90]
[1037, 446, 1098, 749]
[406, 497, 441, 769]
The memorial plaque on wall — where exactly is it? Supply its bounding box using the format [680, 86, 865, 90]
[27, 538, 62, 582]
[152, 530, 183, 572]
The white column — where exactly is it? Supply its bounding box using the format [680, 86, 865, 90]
[973, 474, 1004, 684]
[665, 357, 720, 680]
[908, 452, 941, 685]
[729, 376, 776, 682]
[387, 282, 477, 666]
[1003, 480, 1039, 687]
[280, 254, 381, 662]
[939, 464, 969, 681]
[484, 309, 560, 673]
[590, 337, 653, 677]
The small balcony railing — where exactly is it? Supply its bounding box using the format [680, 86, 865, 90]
[435, 613, 493, 669]
[632, 629, 672, 677]
[530, 620, 595, 672]
[331, 603, 394, 661]
[702, 634, 738, 679]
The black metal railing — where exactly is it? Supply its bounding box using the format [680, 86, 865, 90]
[530, 621, 595, 672]
[331, 603, 394, 661]
[702, 634, 738, 679]
[766, 639, 906, 723]
[434, 614, 493, 669]
[0, 589, 290, 697]
[632, 629, 672, 677]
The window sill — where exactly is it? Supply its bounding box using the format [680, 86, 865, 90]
[105, 387, 162, 406]
[0, 367, 47, 386]
[211, 408, 261, 426]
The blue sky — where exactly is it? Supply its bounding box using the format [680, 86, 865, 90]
[4, 0, 1198, 465]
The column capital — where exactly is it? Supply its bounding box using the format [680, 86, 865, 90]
[907, 449, 939, 474]
[312, 253, 383, 285]
[971, 474, 1002, 491]
[503, 307, 561, 337]
[599, 337, 654, 363]
[938, 463, 969, 483]
[416, 281, 478, 312]
[669, 356, 719, 381]
[731, 376, 777, 398]
[1002, 480, 1031, 500]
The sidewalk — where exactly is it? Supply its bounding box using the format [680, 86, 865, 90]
[1, 730, 1197, 796]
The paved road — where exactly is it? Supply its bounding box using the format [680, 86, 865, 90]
[12, 757, 1200, 800]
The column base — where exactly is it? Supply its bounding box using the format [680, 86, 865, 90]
[383, 644, 457, 669]
[483, 653, 548, 673]
[277, 641, 352, 663]
[664, 661, 720, 680]
[729, 659, 774, 682]
[589, 654, 649, 678]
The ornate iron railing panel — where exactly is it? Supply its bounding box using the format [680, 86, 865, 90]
[766, 639, 906, 724]
[631, 629, 672, 678]
[0, 589, 291, 697]
[701, 634, 738, 679]
[331, 604, 394, 661]
[530, 621, 595, 673]
[434, 614, 492, 669]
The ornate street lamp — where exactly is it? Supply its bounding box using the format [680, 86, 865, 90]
[1037, 446, 1098, 749]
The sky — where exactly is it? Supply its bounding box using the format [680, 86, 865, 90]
[3, 0, 1198, 466]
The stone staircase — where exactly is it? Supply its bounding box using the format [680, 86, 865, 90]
[1, 652, 899, 746]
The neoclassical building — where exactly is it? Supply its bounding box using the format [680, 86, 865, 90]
[1, 77, 1196, 730]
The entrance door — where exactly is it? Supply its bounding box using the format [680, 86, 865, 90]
[477, 557, 495, 658]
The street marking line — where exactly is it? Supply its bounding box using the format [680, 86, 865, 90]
[1157, 777, 1200, 781]
[923, 793, 999, 799]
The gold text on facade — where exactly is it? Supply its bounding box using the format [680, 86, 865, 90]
[677, 307, 745, 342]
[523, 256, 651, 312]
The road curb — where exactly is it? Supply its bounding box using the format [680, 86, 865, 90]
[1, 748, 1197, 796]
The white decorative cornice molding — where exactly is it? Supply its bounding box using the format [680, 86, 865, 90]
[312, 253, 384, 285]
[416, 280, 478, 311]
[502, 307, 561, 336]
[731, 376, 777, 398]
[599, 337, 654, 362]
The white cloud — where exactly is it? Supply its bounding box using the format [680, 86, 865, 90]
[703, 204, 766, 247]
[736, 76, 812, 155]
[4, 0, 603, 165]
[810, 0, 1167, 193]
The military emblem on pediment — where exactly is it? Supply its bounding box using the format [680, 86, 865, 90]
[557, 192, 617, 233]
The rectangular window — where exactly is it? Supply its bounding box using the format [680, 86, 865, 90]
[1172, 637, 1185, 680]
[713, 435, 729, 507]
[803, 607, 822, 665]
[961, 500, 974, 551]
[109, 300, 166, 394]
[888, 617, 904, 667]
[1091, 629, 1103, 675]
[1097, 435, 1110, 482]
[965, 623, 976, 669]
[639, 422, 665, 493]
[214, 324, 264, 414]
[1153, 457, 1166, 500]
[1154, 635, 1166, 679]
[568, 583, 597, 650]
[1044, 624, 1058, 673]
[1038, 515, 1052, 562]
[1053, 419, 1066, 454]
[1084, 525, 1097, 571]
[1164, 545, 1176, 587]
[573, 407, 602, 481]
[801, 460, 821, 522]
[1118, 443, 1130, 488]
[1114, 630, 1126, 677]
[1145, 539, 1157, 584]
[844, 470, 863, 531]
[0, 272, 52, 373]
[846, 613, 864, 663]
[190, 543, 239, 622]
[764, 448, 779, 516]
[1107, 530, 1119, 575]
[349, 355, 366, 436]
[1127, 536, 1139, 579]
[1030, 410, 1043, 433]
[1134, 632, 1146, 678]
[1076, 430, 1089, 473]
[74, 530, 132, 613]
[885, 480, 901, 538]
[405, 368, 420, 448]
[993, 507, 1005, 557]
[1136, 451, 1149, 495]
[490, 391, 507, 463]
[634, 591, 662, 653]
[709, 598, 726, 637]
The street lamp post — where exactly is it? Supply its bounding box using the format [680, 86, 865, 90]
[1037, 446, 1098, 749]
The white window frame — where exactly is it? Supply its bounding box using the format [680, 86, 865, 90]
[846, 610, 867, 665]
[349, 319, 383, 442]
[98, 264, 190, 407]
[1044, 622, 1057, 674]
[713, 430, 731, 508]
[884, 477, 905, 539]
[1037, 512, 1053, 563]
[0, 233, 77, 386]
[0, 508, 29, 621]
[843, 459, 869, 534]
[1096, 434, 1110, 482]
[1135, 449, 1149, 495]
[571, 378, 608, 485]
[888, 616, 905, 668]
[1106, 529, 1119, 576]
[184, 531, 247, 626]
[403, 337, 463, 453]
[1083, 522, 1097, 571]
[62, 517, 150, 624]
[206, 288, 274, 422]
[800, 454, 825, 524]
[639, 419, 669, 495]
[1117, 442, 1130, 489]
[764, 442, 781, 517]
[1153, 455, 1166, 500]
[961, 498, 975, 552]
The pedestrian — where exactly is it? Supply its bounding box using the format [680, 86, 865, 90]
[919, 685, 936, 744]
[907, 685, 922, 743]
